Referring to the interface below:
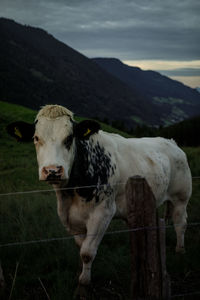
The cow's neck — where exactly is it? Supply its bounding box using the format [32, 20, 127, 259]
[54, 187, 73, 230]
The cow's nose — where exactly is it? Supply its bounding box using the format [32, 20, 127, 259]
[41, 165, 64, 181]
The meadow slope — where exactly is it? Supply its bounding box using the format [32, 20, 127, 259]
[0, 101, 200, 299]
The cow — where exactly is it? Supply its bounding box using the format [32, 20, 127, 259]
[7, 104, 192, 285]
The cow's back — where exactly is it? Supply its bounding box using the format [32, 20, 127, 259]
[99, 133, 192, 217]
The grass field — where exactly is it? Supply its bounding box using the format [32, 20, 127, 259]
[0, 101, 200, 299]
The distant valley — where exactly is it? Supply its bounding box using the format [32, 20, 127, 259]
[93, 58, 200, 127]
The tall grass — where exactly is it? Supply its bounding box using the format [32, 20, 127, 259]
[183, 147, 200, 177]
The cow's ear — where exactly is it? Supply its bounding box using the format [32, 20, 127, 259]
[6, 121, 35, 142]
[74, 120, 101, 140]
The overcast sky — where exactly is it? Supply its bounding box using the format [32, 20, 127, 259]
[1, 0, 200, 87]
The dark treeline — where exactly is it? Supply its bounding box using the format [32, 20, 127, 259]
[99, 115, 200, 147]
[132, 115, 200, 147]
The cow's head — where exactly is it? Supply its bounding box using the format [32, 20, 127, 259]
[7, 105, 101, 184]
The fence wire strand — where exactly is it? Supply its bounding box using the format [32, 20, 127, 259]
[0, 176, 199, 197]
[0, 222, 200, 249]
[0, 182, 125, 197]
[171, 291, 200, 298]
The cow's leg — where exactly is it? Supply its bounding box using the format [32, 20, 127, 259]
[79, 199, 116, 285]
[74, 234, 86, 285]
[74, 234, 85, 248]
[164, 200, 173, 224]
[172, 200, 188, 253]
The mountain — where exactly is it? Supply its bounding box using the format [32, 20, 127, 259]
[0, 17, 160, 129]
[1, 18, 200, 129]
[196, 87, 200, 93]
[93, 58, 200, 126]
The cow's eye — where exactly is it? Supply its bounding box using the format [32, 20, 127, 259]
[64, 134, 73, 149]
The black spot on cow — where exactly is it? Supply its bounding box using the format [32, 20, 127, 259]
[67, 138, 115, 202]
[64, 134, 74, 150]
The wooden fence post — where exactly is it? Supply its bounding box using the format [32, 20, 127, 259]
[126, 176, 171, 300]
[0, 262, 5, 291]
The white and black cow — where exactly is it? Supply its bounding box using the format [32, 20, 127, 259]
[7, 105, 192, 285]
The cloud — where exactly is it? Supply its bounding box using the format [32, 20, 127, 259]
[124, 59, 200, 71]
[0, 0, 199, 61]
[158, 68, 200, 77]
[123, 59, 200, 87]
[169, 76, 200, 88]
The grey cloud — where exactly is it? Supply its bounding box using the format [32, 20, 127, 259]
[158, 68, 200, 77]
[57, 25, 199, 60]
[0, 0, 199, 61]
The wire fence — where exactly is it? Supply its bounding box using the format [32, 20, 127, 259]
[0, 178, 200, 298]
[1, 223, 200, 298]
[171, 291, 200, 298]
[0, 175, 199, 197]
[0, 182, 125, 197]
[1, 231, 200, 298]
[0, 222, 200, 249]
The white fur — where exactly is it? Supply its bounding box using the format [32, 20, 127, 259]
[34, 105, 192, 285]
[35, 116, 75, 180]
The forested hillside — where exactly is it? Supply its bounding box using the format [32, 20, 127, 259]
[93, 58, 200, 126]
[131, 115, 200, 147]
[0, 18, 157, 129]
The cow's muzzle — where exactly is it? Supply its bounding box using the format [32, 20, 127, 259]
[41, 165, 65, 183]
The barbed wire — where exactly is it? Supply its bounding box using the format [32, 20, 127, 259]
[171, 291, 200, 298]
[0, 182, 125, 197]
[0, 222, 200, 249]
[0, 176, 199, 197]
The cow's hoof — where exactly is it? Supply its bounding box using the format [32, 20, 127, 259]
[73, 284, 92, 300]
[176, 246, 185, 254]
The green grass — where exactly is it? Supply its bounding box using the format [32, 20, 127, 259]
[153, 97, 188, 105]
[0, 101, 200, 299]
[183, 147, 200, 177]
[131, 115, 145, 125]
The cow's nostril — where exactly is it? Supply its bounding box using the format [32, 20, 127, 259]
[50, 170, 56, 175]
[57, 166, 63, 172]
[43, 167, 49, 175]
